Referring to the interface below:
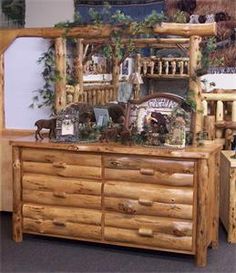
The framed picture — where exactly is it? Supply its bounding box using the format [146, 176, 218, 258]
[55, 107, 80, 142]
[127, 93, 194, 147]
[94, 107, 110, 127]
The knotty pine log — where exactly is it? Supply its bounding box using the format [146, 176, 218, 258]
[23, 204, 102, 225]
[195, 159, 209, 267]
[104, 181, 193, 205]
[22, 161, 102, 179]
[21, 148, 101, 167]
[112, 51, 120, 102]
[23, 218, 102, 240]
[189, 36, 202, 144]
[104, 156, 194, 173]
[105, 212, 193, 237]
[75, 38, 84, 103]
[55, 38, 67, 112]
[23, 189, 101, 209]
[104, 169, 193, 187]
[104, 227, 193, 251]
[204, 116, 215, 140]
[153, 22, 216, 37]
[104, 197, 193, 220]
[12, 147, 22, 242]
[22, 173, 102, 195]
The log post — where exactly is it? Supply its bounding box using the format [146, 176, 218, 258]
[55, 37, 67, 112]
[204, 115, 215, 140]
[196, 159, 209, 267]
[232, 101, 236, 122]
[75, 38, 84, 103]
[0, 54, 4, 132]
[189, 35, 202, 144]
[12, 147, 23, 242]
[112, 49, 120, 102]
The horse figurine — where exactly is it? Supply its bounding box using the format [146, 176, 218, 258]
[35, 118, 57, 140]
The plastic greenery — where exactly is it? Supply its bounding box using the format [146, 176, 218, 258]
[29, 44, 57, 113]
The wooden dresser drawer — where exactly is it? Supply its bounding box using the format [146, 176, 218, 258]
[104, 227, 193, 252]
[23, 190, 101, 209]
[104, 212, 193, 251]
[104, 181, 193, 205]
[22, 148, 102, 179]
[104, 197, 192, 219]
[22, 148, 101, 167]
[22, 174, 102, 195]
[23, 204, 102, 240]
[104, 156, 194, 185]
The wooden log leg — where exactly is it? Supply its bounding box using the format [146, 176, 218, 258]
[211, 152, 220, 249]
[195, 159, 208, 267]
[12, 147, 23, 242]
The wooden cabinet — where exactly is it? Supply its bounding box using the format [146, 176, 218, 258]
[11, 138, 220, 267]
[220, 151, 236, 243]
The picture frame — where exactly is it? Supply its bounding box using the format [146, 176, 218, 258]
[55, 107, 80, 142]
[127, 93, 194, 147]
[94, 107, 110, 127]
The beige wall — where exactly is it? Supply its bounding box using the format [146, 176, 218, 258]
[25, 0, 74, 27]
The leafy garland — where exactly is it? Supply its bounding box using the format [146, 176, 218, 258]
[32, 1, 215, 111]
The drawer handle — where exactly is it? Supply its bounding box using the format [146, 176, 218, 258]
[52, 219, 66, 227]
[53, 192, 66, 198]
[138, 198, 153, 206]
[140, 168, 154, 176]
[110, 161, 120, 167]
[138, 228, 154, 237]
[52, 162, 67, 168]
[68, 145, 80, 151]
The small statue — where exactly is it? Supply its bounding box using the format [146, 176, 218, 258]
[35, 118, 57, 140]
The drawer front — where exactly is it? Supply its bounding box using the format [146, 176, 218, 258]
[104, 227, 193, 252]
[104, 156, 194, 186]
[104, 181, 193, 205]
[23, 190, 101, 209]
[104, 197, 193, 219]
[23, 174, 102, 196]
[23, 218, 101, 240]
[23, 204, 102, 226]
[23, 204, 102, 240]
[22, 148, 101, 167]
[22, 161, 101, 179]
[105, 212, 193, 237]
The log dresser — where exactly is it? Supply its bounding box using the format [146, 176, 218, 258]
[11, 137, 221, 267]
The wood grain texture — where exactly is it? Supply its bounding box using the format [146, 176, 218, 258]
[23, 190, 101, 209]
[195, 159, 209, 267]
[104, 197, 193, 220]
[22, 161, 101, 179]
[12, 147, 22, 242]
[23, 218, 101, 240]
[104, 156, 195, 173]
[23, 204, 102, 225]
[104, 227, 193, 251]
[104, 181, 193, 205]
[55, 38, 67, 112]
[22, 148, 102, 167]
[105, 212, 193, 237]
[104, 169, 194, 186]
[22, 173, 101, 195]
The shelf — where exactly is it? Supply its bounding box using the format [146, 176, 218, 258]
[143, 74, 189, 79]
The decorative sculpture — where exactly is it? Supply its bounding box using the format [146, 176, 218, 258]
[35, 118, 57, 140]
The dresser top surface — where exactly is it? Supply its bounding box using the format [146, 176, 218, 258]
[10, 136, 221, 159]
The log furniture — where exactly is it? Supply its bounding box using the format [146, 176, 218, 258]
[11, 137, 221, 267]
[220, 151, 236, 243]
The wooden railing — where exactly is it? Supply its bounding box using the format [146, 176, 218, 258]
[139, 57, 189, 78]
[202, 89, 236, 149]
[66, 84, 115, 106]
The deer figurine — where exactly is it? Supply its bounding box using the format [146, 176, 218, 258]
[35, 118, 57, 140]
